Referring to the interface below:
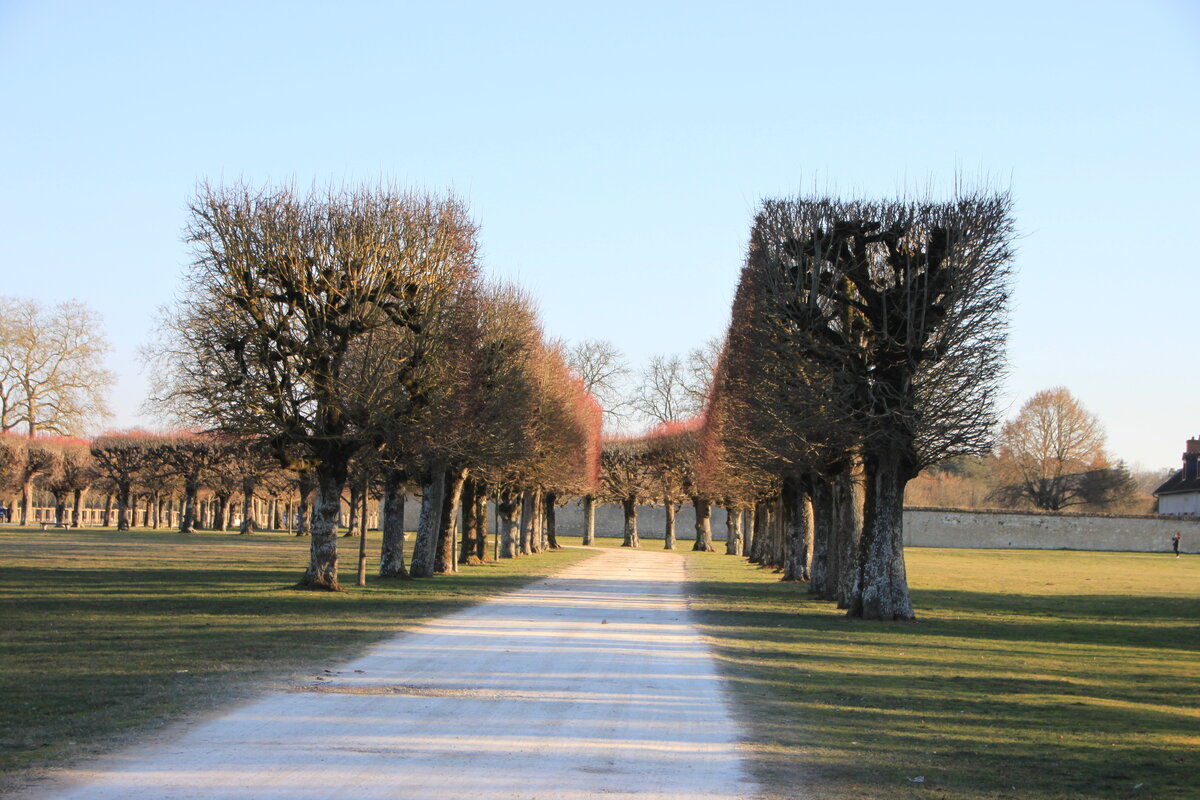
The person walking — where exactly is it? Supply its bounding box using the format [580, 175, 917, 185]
[1172, 531, 1181, 558]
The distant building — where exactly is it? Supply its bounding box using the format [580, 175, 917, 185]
[1154, 438, 1200, 515]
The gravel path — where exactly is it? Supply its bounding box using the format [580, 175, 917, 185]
[35, 547, 758, 799]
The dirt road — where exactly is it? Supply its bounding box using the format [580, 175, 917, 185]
[34, 547, 758, 799]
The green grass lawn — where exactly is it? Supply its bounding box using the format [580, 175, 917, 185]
[685, 548, 1200, 800]
[0, 525, 593, 790]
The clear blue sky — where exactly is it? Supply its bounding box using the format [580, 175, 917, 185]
[1, 0, 1197, 470]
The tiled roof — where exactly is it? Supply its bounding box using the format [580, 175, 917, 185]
[1154, 468, 1200, 496]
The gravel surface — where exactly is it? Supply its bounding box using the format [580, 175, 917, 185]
[32, 547, 759, 799]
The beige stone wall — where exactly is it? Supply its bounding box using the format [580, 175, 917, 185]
[404, 496, 1200, 553]
[903, 507, 1200, 553]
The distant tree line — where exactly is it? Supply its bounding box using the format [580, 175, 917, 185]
[0, 431, 290, 531]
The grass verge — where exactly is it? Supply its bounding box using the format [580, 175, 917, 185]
[685, 548, 1200, 800]
[0, 526, 593, 791]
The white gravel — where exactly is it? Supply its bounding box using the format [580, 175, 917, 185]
[33, 547, 760, 799]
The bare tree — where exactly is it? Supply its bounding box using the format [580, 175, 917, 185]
[683, 337, 721, 414]
[600, 438, 652, 548]
[43, 438, 95, 527]
[993, 387, 1134, 510]
[148, 183, 479, 590]
[736, 191, 1015, 620]
[0, 298, 115, 436]
[643, 426, 694, 550]
[0, 434, 26, 520]
[151, 433, 223, 533]
[632, 355, 693, 427]
[91, 433, 159, 531]
[566, 339, 630, 430]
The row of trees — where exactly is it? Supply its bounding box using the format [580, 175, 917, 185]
[575, 332, 1144, 515]
[7, 183, 1019, 625]
[572, 191, 1016, 622]
[0, 432, 294, 531]
[147, 183, 601, 590]
[691, 192, 1017, 620]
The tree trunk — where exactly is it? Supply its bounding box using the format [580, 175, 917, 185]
[810, 475, 834, 599]
[379, 468, 409, 578]
[527, 488, 545, 553]
[519, 490, 535, 555]
[297, 459, 347, 591]
[71, 488, 86, 528]
[759, 496, 778, 568]
[296, 469, 313, 536]
[345, 482, 360, 538]
[534, 488, 545, 552]
[534, 493, 544, 552]
[773, 494, 789, 570]
[849, 449, 915, 621]
[744, 503, 756, 559]
[621, 496, 639, 548]
[498, 488, 519, 558]
[21, 479, 33, 526]
[459, 478, 478, 564]
[833, 462, 864, 609]
[273, 497, 284, 531]
[356, 483, 369, 587]
[725, 506, 743, 555]
[212, 494, 226, 531]
[410, 463, 447, 578]
[103, 493, 113, 527]
[239, 479, 257, 535]
[116, 482, 131, 531]
[749, 500, 765, 564]
[758, 498, 772, 567]
[435, 467, 467, 574]
[692, 496, 714, 552]
[474, 485, 489, 561]
[663, 500, 676, 550]
[181, 476, 199, 533]
[582, 494, 596, 546]
[544, 492, 559, 549]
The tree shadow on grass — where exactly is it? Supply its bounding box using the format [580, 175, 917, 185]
[687, 579, 1200, 799]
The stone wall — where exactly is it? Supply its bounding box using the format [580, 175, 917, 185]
[902, 507, 1200, 553]
[404, 496, 1200, 554]
[403, 496, 712, 541]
